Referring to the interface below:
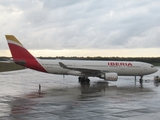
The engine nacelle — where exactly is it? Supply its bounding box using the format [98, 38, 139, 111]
[101, 72, 118, 81]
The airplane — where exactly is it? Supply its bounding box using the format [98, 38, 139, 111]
[5, 35, 158, 84]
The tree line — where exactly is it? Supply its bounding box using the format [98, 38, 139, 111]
[1, 56, 160, 65]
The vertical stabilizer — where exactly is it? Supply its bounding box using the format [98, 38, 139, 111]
[5, 35, 35, 61]
[5, 35, 47, 72]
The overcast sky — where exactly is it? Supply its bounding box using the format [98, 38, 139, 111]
[0, 0, 160, 57]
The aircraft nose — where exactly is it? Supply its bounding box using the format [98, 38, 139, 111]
[154, 68, 158, 73]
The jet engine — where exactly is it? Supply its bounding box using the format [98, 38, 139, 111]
[100, 72, 118, 81]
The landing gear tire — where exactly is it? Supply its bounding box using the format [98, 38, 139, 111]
[139, 78, 143, 84]
[86, 78, 90, 83]
[78, 77, 82, 82]
[78, 77, 90, 84]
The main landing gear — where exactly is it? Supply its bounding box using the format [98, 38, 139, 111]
[78, 77, 90, 83]
[135, 76, 143, 84]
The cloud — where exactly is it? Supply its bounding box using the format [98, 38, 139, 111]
[0, 0, 160, 51]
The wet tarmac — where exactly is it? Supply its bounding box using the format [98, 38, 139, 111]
[0, 67, 160, 120]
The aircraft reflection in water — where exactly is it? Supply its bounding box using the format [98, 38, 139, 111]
[80, 82, 116, 96]
[9, 81, 153, 117]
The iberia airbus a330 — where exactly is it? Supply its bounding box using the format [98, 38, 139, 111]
[5, 35, 158, 83]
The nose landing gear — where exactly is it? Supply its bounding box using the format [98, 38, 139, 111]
[134, 76, 143, 84]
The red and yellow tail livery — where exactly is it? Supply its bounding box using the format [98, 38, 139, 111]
[5, 35, 47, 72]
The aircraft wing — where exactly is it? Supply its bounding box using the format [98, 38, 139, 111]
[59, 62, 105, 76]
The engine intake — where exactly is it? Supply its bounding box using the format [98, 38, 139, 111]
[101, 72, 118, 81]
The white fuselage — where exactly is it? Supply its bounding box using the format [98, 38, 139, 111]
[37, 59, 157, 77]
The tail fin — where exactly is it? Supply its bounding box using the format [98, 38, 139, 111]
[5, 35, 47, 72]
[5, 35, 35, 61]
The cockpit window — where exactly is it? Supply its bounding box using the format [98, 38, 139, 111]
[151, 66, 154, 68]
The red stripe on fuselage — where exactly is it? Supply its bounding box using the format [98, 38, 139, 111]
[8, 43, 47, 73]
